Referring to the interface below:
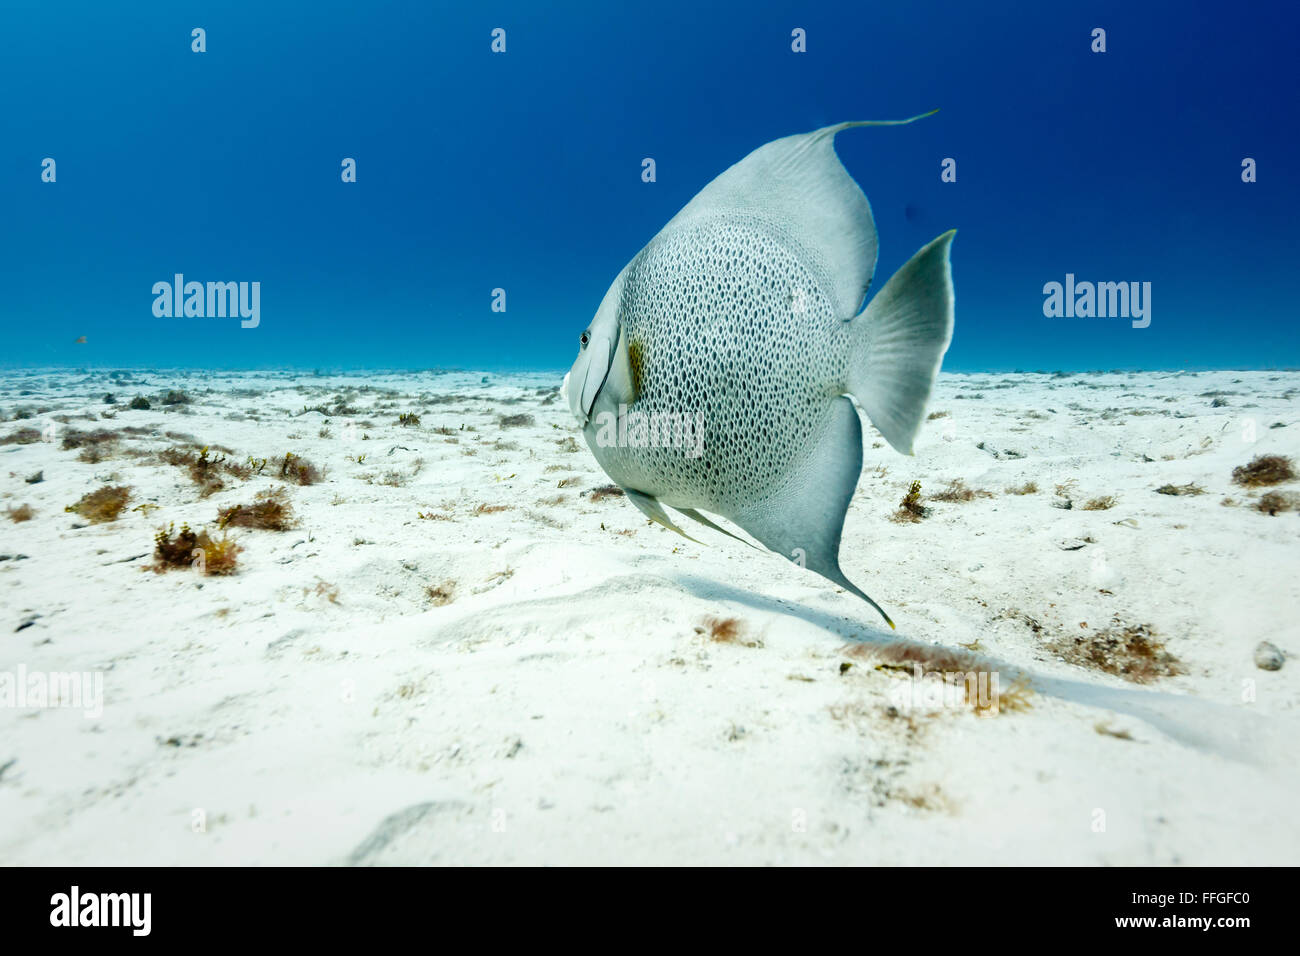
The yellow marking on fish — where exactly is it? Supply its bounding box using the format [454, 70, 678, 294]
[627, 337, 645, 401]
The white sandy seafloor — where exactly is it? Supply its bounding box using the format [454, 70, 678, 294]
[0, 366, 1297, 866]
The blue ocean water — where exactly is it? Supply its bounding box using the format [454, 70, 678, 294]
[1, 0, 1296, 372]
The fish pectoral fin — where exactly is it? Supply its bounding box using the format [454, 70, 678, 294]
[579, 332, 616, 416]
[672, 507, 757, 549]
[603, 325, 640, 405]
[624, 488, 704, 544]
[728, 397, 895, 630]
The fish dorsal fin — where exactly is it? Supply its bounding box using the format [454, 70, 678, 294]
[657, 113, 936, 319]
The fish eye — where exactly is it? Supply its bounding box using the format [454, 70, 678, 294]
[580, 331, 590, 348]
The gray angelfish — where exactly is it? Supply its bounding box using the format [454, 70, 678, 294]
[561, 113, 955, 628]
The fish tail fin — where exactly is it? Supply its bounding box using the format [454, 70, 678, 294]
[847, 230, 956, 455]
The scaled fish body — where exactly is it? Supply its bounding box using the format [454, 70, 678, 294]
[561, 115, 956, 627]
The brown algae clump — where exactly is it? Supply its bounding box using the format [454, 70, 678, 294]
[1232, 455, 1294, 488]
[891, 480, 927, 522]
[153, 523, 241, 575]
[1155, 482, 1205, 496]
[218, 488, 295, 531]
[276, 451, 323, 486]
[931, 479, 994, 502]
[1046, 619, 1183, 684]
[66, 485, 131, 523]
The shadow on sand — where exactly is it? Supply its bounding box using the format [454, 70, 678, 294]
[673, 574, 1281, 764]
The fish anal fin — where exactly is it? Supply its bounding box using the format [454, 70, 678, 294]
[624, 488, 703, 544]
[728, 397, 894, 628]
[672, 507, 756, 549]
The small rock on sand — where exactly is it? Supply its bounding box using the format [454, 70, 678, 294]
[1254, 641, 1285, 671]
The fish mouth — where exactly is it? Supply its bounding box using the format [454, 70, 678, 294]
[561, 370, 589, 427]
[562, 369, 587, 426]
